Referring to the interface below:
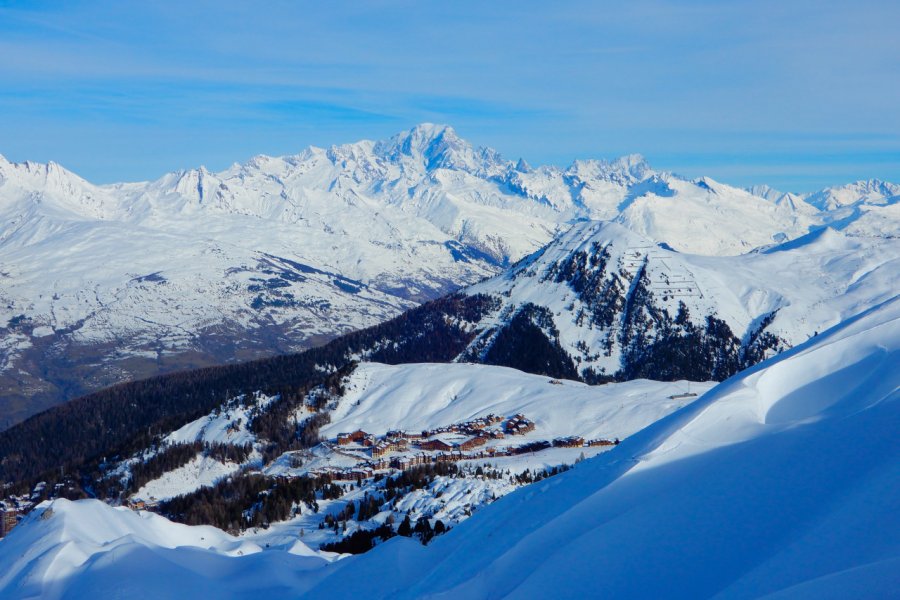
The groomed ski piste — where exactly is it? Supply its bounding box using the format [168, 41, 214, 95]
[2, 295, 896, 599]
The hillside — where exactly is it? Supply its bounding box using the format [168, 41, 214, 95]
[118, 366, 713, 543]
[459, 221, 900, 382]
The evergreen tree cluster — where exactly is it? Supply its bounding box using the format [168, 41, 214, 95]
[128, 442, 205, 493]
[512, 464, 570, 485]
[545, 242, 625, 331]
[617, 277, 746, 381]
[354, 493, 384, 521]
[159, 473, 333, 533]
[70, 440, 259, 500]
[204, 442, 254, 465]
[384, 462, 460, 492]
[249, 364, 351, 462]
[480, 303, 579, 380]
[394, 513, 449, 545]
[320, 513, 450, 554]
[740, 309, 786, 365]
[319, 523, 396, 554]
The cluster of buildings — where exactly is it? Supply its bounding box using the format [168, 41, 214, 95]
[0, 502, 20, 537]
[504, 414, 536, 435]
[336, 430, 377, 446]
[587, 438, 619, 447]
[321, 414, 621, 482]
[126, 498, 161, 511]
[417, 413, 506, 438]
[0, 482, 45, 538]
[335, 414, 522, 460]
[309, 467, 376, 482]
[552, 436, 585, 448]
[371, 437, 409, 458]
[312, 441, 554, 482]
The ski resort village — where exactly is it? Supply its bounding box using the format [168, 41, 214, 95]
[0, 363, 709, 553]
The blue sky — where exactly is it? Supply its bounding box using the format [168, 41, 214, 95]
[1, 0, 898, 191]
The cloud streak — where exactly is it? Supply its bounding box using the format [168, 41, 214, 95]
[0, 0, 897, 191]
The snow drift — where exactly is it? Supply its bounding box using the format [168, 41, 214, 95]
[0, 498, 334, 599]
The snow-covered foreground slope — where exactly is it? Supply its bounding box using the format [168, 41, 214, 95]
[2, 296, 895, 599]
[305, 296, 900, 599]
[0, 499, 335, 599]
[2, 124, 896, 427]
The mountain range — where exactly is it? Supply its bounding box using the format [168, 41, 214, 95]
[1, 124, 897, 428]
[1, 124, 897, 598]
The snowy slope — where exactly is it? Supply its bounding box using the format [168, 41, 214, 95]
[1, 125, 896, 426]
[321, 362, 714, 443]
[3, 289, 895, 599]
[0, 499, 334, 599]
[306, 295, 900, 599]
[131, 454, 247, 503]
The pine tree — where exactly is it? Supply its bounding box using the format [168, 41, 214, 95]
[398, 515, 412, 537]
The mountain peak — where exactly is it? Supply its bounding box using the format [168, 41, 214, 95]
[371, 123, 505, 173]
[806, 178, 900, 210]
[568, 153, 653, 184]
[746, 183, 786, 201]
[613, 152, 650, 170]
[407, 122, 458, 140]
[377, 123, 461, 159]
[515, 157, 532, 173]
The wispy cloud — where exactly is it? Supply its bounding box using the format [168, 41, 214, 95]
[0, 0, 897, 191]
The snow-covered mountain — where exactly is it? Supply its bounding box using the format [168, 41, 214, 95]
[1, 124, 896, 427]
[453, 221, 899, 383]
[3, 293, 896, 599]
